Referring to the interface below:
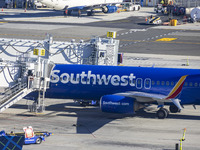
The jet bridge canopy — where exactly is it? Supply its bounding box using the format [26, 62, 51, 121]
[0, 34, 119, 113]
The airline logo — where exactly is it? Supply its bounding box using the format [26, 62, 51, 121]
[51, 70, 136, 86]
[165, 75, 188, 99]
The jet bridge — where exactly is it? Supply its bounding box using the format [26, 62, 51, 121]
[0, 34, 119, 113]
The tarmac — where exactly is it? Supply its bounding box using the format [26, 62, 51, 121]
[0, 7, 200, 150]
[1, 98, 200, 150]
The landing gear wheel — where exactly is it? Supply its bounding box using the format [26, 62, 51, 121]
[87, 10, 94, 16]
[35, 137, 42, 144]
[169, 105, 179, 113]
[157, 108, 169, 119]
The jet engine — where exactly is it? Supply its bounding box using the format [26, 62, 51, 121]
[102, 6, 118, 13]
[100, 95, 135, 113]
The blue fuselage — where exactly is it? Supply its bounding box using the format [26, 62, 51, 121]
[46, 64, 200, 105]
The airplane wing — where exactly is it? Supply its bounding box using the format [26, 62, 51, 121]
[115, 75, 188, 110]
[115, 91, 183, 110]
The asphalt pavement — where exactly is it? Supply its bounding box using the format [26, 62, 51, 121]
[0, 7, 200, 150]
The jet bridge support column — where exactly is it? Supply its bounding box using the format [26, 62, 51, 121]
[28, 58, 54, 113]
[28, 35, 54, 113]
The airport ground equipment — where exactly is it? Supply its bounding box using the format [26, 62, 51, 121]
[190, 7, 200, 22]
[154, 4, 164, 13]
[0, 128, 52, 145]
[0, 34, 119, 113]
[175, 128, 186, 150]
[120, 2, 141, 11]
[0, 130, 25, 150]
[146, 16, 162, 24]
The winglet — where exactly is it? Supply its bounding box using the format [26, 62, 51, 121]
[165, 75, 188, 100]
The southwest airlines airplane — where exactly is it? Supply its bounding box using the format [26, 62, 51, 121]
[43, 64, 200, 119]
[38, 0, 123, 15]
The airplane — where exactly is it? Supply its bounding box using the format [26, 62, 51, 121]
[34, 64, 200, 119]
[37, 0, 123, 16]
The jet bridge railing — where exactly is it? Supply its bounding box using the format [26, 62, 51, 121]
[0, 82, 27, 105]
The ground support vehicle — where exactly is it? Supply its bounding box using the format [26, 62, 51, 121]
[146, 16, 162, 25]
[0, 130, 52, 144]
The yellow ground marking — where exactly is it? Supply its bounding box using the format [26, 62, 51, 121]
[153, 41, 200, 45]
[156, 38, 177, 42]
[0, 22, 7, 23]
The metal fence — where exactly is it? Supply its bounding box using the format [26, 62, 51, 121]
[175, 0, 200, 7]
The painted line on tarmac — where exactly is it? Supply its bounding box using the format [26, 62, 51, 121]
[156, 38, 177, 42]
[119, 30, 184, 48]
[0, 33, 90, 40]
[119, 38, 200, 47]
[153, 41, 200, 45]
[116, 28, 148, 37]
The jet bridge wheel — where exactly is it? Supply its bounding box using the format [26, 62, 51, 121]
[157, 108, 169, 119]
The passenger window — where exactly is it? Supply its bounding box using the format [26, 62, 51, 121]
[166, 81, 169, 86]
[157, 81, 160, 85]
[194, 83, 198, 87]
[161, 81, 165, 85]
[171, 81, 174, 86]
[189, 82, 193, 87]
[152, 81, 155, 85]
[144, 78, 151, 89]
[184, 82, 188, 86]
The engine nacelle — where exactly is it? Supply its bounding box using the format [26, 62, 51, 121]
[102, 6, 118, 13]
[100, 95, 135, 114]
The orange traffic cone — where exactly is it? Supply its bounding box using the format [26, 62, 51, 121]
[145, 17, 147, 22]
[2, 7, 3, 12]
[24, 8, 26, 12]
